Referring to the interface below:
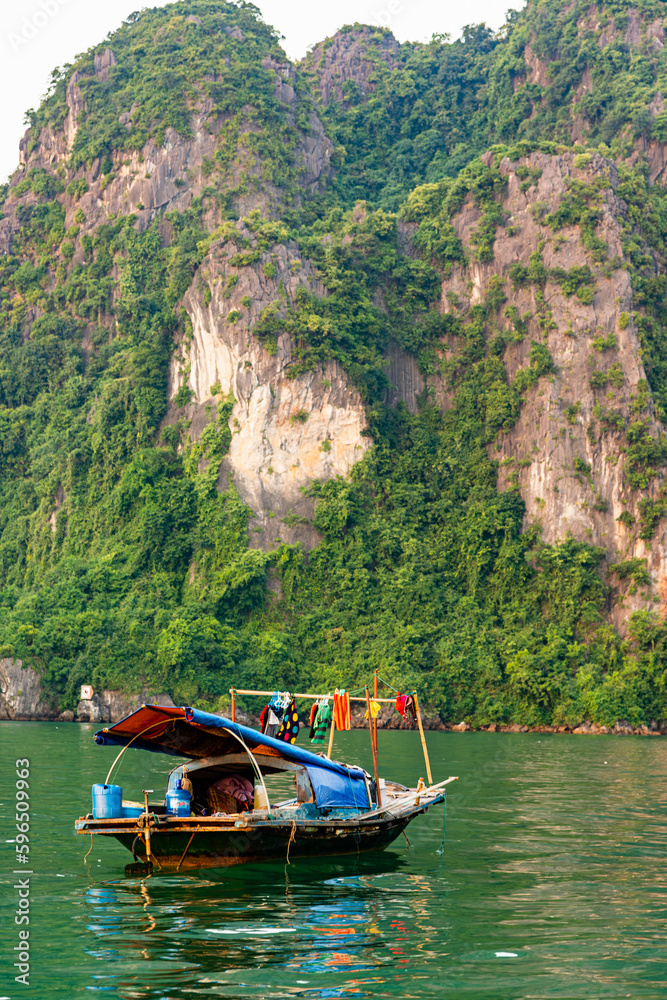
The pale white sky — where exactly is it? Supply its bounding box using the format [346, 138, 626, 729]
[0, 0, 523, 183]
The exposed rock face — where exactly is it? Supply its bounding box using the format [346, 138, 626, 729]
[646, 18, 666, 50]
[0, 659, 57, 719]
[434, 150, 667, 628]
[261, 56, 334, 194]
[170, 225, 371, 550]
[65, 72, 85, 151]
[64, 49, 117, 153]
[48, 484, 66, 533]
[519, 14, 667, 174]
[94, 47, 117, 82]
[303, 26, 401, 106]
[5, 6, 667, 681]
[383, 342, 425, 414]
[523, 43, 549, 87]
[626, 8, 643, 47]
[7, 40, 334, 255]
[69, 123, 219, 235]
[75, 698, 103, 723]
[76, 690, 175, 723]
[0, 658, 175, 722]
[0, 28, 343, 563]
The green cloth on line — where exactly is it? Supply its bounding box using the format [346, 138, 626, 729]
[311, 703, 332, 744]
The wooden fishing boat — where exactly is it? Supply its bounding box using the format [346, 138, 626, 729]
[74, 704, 457, 873]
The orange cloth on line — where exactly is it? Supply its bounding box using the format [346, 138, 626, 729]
[333, 691, 351, 731]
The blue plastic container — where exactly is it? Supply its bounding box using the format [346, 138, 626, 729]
[121, 805, 144, 818]
[165, 780, 191, 817]
[92, 784, 122, 819]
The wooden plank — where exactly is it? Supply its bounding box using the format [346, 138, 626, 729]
[360, 776, 458, 820]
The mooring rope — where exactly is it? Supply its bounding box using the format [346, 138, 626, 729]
[83, 833, 94, 864]
[436, 796, 447, 855]
[286, 820, 297, 864]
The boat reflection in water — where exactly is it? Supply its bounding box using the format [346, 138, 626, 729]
[82, 856, 422, 998]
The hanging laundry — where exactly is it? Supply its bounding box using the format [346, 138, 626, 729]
[364, 699, 381, 721]
[311, 702, 332, 745]
[276, 697, 300, 744]
[265, 708, 280, 738]
[259, 704, 269, 732]
[259, 704, 281, 737]
[404, 695, 417, 723]
[309, 702, 318, 740]
[333, 690, 351, 731]
[395, 692, 407, 718]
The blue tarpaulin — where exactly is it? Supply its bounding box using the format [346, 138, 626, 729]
[304, 765, 370, 809]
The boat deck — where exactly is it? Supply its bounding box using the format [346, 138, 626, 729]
[75, 781, 454, 870]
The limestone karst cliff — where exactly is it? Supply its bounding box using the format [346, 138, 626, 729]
[1, 0, 667, 728]
[169, 223, 371, 551]
[428, 150, 667, 628]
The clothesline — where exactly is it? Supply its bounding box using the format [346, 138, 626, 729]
[231, 680, 433, 788]
[375, 674, 400, 694]
[229, 688, 396, 704]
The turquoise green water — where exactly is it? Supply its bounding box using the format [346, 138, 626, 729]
[1, 723, 666, 998]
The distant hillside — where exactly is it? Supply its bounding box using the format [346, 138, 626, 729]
[1, 0, 666, 729]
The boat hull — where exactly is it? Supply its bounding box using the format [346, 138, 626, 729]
[75, 792, 446, 871]
[107, 814, 412, 869]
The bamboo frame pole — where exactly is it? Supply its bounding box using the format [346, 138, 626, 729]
[373, 669, 379, 777]
[326, 710, 336, 760]
[231, 688, 236, 723]
[413, 692, 433, 785]
[365, 687, 381, 807]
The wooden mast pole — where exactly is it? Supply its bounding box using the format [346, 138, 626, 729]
[412, 692, 433, 785]
[373, 669, 380, 792]
[365, 687, 381, 807]
[231, 688, 236, 723]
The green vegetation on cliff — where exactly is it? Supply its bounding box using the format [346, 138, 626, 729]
[1, 0, 667, 726]
[314, 0, 667, 209]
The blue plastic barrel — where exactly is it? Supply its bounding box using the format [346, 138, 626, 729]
[92, 783, 122, 818]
